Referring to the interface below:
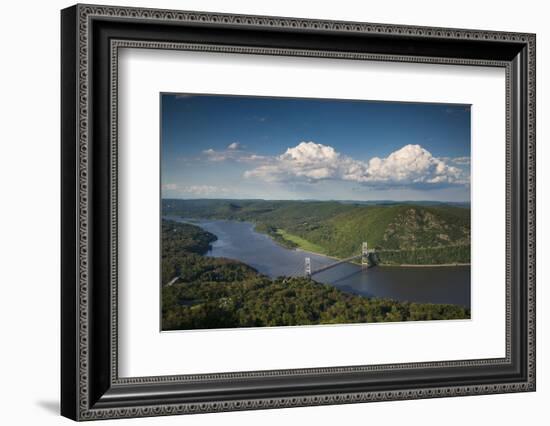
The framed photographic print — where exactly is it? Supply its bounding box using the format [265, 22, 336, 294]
[61, 4, 536, 421]
[160, 94, 473, 331]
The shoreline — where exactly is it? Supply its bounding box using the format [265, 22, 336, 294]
[379, 263, 471, 268]
[280, 233, 470, 268]
[296, 246, 470, 268]
[169, 217, 471, 269]
[294, 247, 341, 262]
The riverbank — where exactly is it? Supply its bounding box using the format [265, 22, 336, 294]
[163, 217, 471, 308]
[379, 263, 471, 268]
[274, 228, 328, 255]
[169, 215, 470, 269]
[263, 225, 470, 268]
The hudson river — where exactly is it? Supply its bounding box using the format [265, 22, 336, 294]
[167, 217, 471, 308]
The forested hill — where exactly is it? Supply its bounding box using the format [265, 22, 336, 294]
[162, 199, 470, 264]
[161, 219, 470, 330]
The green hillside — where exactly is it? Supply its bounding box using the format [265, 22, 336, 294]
[163, 199, 470, 265]
[161, 219, 470, 330]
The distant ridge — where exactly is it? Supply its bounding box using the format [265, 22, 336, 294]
[163, 199, 470, 265]
[163, 198, 470, 208]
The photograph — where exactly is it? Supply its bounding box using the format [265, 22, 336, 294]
[160, 93, 472, 331]
[57, 3, 536, 420]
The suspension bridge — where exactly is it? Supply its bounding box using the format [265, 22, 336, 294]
[305, 242, 374, 278]
[164, 241, 377, 286]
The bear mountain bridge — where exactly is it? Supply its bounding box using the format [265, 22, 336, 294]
[305, 242, 374, 278]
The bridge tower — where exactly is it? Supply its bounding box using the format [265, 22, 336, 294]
[362, 242, 369, 268]
[304, 257, 311, 277]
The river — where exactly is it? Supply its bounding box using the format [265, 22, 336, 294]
[166, 217, 471, 308]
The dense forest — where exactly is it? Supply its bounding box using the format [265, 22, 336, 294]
[162, 199, 470, 265]
[161, 219, 470, 331]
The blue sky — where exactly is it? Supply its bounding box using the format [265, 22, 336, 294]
[161, 93, 471, 202]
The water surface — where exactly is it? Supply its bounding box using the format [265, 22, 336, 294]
[166, 217, 471, 308]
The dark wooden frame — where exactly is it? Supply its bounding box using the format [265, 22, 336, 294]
[61, 4, 536, 421]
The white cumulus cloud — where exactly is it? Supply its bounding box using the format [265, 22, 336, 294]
[227, 142, 243, 150]
[244, 142, 468, 187]
[365, 144, 466, 184]
[244, 141, 367, 183]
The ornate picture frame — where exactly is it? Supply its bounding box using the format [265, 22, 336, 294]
[61, 4, 535, 421]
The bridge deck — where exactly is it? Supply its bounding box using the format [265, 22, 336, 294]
[310, 254, 362, 276]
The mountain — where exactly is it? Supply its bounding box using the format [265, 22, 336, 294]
[161, 219, 470, 330]
[162, 199, 470, 264]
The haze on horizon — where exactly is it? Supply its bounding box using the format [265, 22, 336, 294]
[161, 94, 471, 203]
[162, 197, 470, 206]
